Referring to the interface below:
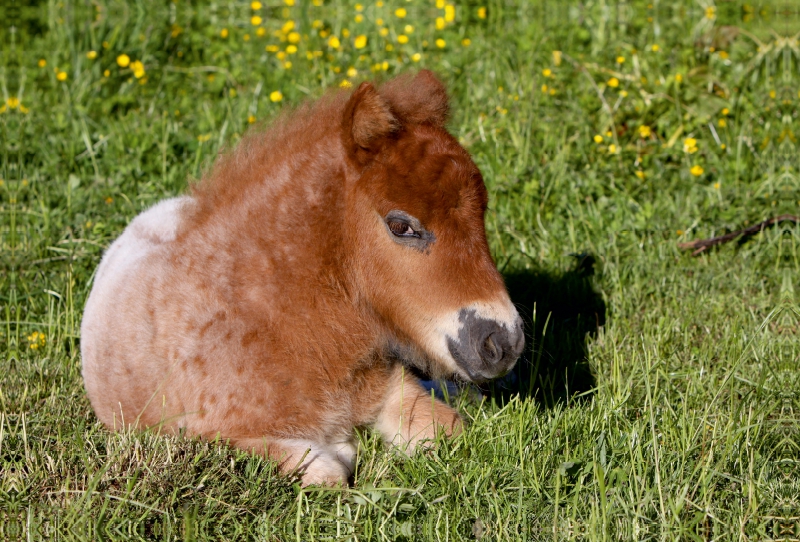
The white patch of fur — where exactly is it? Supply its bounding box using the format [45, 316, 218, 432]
[420, 298, 521, 377]
[277, 438, 353, 486]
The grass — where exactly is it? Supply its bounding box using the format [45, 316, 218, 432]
[3, 0, 799, 539]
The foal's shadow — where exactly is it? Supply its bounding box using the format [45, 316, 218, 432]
[485, 254, 606, 406]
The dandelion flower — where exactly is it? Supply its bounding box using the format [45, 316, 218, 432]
[477, 7, 487, 19]
[284, 0, 295, 5]
[282, 20, 295, 33]
[436, 17, 445, 30]
[705, 6, 715, 18]
[328, 36, 340, 48]
[608, 144, 618, 154]
[444, 5, 455, 22]
[355, 14, 363, 23]
[56, 71, 68, 81]
[683, 138, 698, 153]
[435, 38, 446, 48]
[87, 50, 98, 59]
[397, 35, 408, 44]
[354, 34, 367, 48]
[405, 25, 414, 33]
[38, 58, 47, 68]
[288, 32, 300, 43]
[347, 67, 357, 77]
[461, 38, 471, 47]
[251, 0, 262, 8]
[286, 45, 297, 54]
[395, 7, 406, 18]
[117, 54, 130, 67]
[103, 69, 110, 77]
[718, 118, 726, 128]
[635, 170, 645, 180]
[340, 80, 353, 88]
[256, 27, 266, 37]
[552, 50, 562, 66]
[251, 15, 262, 26]
[769, 90, 776, 99]
[379, 27, 389, 37]
[542, 68, 552, 77]
[721, 108, 729, 116]
[248, 115, 256, 124]
[221, 28, 229, 38]
[412, 53, 421, 62]
[616, 56, 625, 63]
[639, 125, 651, 138]
[607, 77, 619, 88]
[270, 90, 283, 102]
[675, 73, 683, 83]
[690, 165, 704, 176]
[593, 134, 603, 143]
[651, 44, 660, 52]
[714, 182, 720, 189]
[355, 3, 364, 11]
[131, 60, 145, 78]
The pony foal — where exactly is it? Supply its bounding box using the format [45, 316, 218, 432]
[81, 71, 524, 485]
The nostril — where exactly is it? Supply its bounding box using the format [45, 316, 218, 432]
[480, 333, 503, 365]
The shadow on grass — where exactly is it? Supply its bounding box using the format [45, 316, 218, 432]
[482, 254, 606, 407]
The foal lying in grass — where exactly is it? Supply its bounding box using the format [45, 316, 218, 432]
[81, 70, 524, 486]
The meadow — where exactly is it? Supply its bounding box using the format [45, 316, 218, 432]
[3, 0, 799, 539]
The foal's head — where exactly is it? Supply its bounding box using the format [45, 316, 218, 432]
[343, 71, 523, 382]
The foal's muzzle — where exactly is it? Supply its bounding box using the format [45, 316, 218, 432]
[446, 308, 524, 383]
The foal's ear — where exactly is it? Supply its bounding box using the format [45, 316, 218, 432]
[343, 82, 397, 155]
[380, 70, 449, 127]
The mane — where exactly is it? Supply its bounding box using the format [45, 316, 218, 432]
[190, 87, 352, 212]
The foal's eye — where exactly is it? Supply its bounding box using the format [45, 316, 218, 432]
[387, 220, 419, 238]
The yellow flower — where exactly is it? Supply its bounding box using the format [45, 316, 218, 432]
[248, 115, 256, 124]
[286, 45, 297, 54]
[683, 138, 698, 153]
[397, 34, 408, 44]
[608, 144, 618, 154]
[38, 58, 47, 68]
[639, 125, 651, 138]
[477, 7, 487, 19]
[103, 69, 110, 77]
[718, 51, 729, 59]
[461, 38, 471, 47]
[347, 67, 357, 77]
[220, 28, 229, 38]
[395, 7, 407, 17]
[284, 0, 295, 5]
[342, 29, 350, 38]
[718, 118, 726, 128]
[376, 18, 384, 26]
[266, 44, 279, 52]
[379, 27, 389, 37]
[593, 134, 603, 143]
[714, 182, 720, 189]
[690, 165, 704, 176]
[6, 97, 19, 109]
[105, 196, 114, 204]
[117, 54, 130, 67]
[277, 51, 287, 60]
[87, 50, 98, 59]
[677, 229, 684, 236]
[381, 61, 389, 70]
[355, 14, 363, 23]
[436, 0, 445, 7]
[436, 17, 445, 30]
[635, 170, 645, 180]
[385, 44, 394, 51]
[328, 36, 340, 48]
[27, 331, 46, 350]
[705, 6, 715, 18]
[552, 50, 562, 66]
[675, 73, 683, 83]
[616, 56, 625, 63]
[256, 27, 266, 37]
[720, 143, 726, 150]
[607, 77, 619, 88]
[405, 25, 414, 33]
[444, 5, 455, 22]
[355, 3, 364, 11]
[340, 80, 353, 88]
[542, 68, 552, 77]
[354, 34, 367, 48]
[312, 20, 323, 29]
[769, 89, 776, 99]
[251, 15, 262, 25]
[412, 53, 421, 62]
[282, 20, 295, 33]
[541, 84, 548, 93]
[56, 71, 68, 81]
[651, 44, 660, 52]
[288, 32, 300, 43]
[251, 0, 261, 8]
[131, 60, 145, 78]
[283, 61, 292, 69]
[435, 38, 446, 48]
[243, 34, 251, 41]
[270, 90, 283, 102]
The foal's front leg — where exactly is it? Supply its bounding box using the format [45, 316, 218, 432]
[373, 367, 463, 452]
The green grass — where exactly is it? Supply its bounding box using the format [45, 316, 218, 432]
[3, 0, 800, 539]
